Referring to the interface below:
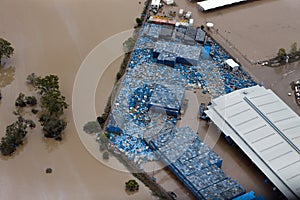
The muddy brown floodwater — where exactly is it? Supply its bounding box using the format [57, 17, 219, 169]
[0, 0, 157, 199]
[1, 0, 300, 199]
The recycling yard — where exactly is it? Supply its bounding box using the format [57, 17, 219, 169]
[100, 21, 271, 199]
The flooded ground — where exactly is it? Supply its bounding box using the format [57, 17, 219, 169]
[0, 0, 157, 199]
[1, 0, 300, 199]
[162, 0, 300, 115]
[175, 89, 282, 199]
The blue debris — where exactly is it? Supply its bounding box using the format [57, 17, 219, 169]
[147, 126, 246, 200]
[100, 22, 257, 200]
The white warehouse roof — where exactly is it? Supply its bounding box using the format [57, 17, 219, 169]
[197, 0, 248, 11]
[206, 85, 300, 200]
[151, 0, 161, 7]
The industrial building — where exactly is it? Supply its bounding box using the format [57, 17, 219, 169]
[206, 85, 300, 200]
[197, 0, 248, 11]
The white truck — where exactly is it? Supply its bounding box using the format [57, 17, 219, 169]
[185, 11, 192, 19]
[178, 9, 184, 17]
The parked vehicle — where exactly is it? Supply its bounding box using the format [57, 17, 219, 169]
[178, 9, 183, 17]
[185, 11, 192, 19]
[198, 103, 205, 118]
[293, 79, 300, 105]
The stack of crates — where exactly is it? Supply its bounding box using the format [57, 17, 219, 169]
[172, 26, 187, 41]
[176, 44, 201, 65]
[200, 178, 246, 200]
[147, 127, 246, 200]
[148, 84, 185, 117]
[195, 28, 206, 44]
[159, 24, 174, 41]
[184, 27, 197, 45]
[186, 165, 227, 191]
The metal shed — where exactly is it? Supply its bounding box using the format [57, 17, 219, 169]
[206, 85, 300, 200]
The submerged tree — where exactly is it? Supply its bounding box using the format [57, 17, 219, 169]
[26, 73, 38, 85]
[15, 93, 37, 107]
[136, 18, 143, 27]
[102, 151, 109, 160]
[83, 121, 102, 134]
[35, 75, 60, 95]
[15, 93, 27, 107]
[290, 42, 298, 58]
[0, 115, 34, 156]
[31, 74, 68, 140]
[97, 132, 110, 151]
[123, 37, 136, 53]
[40, 91, 67, 116]
[39, 114, 67, 140]
[125, 180, 139, 192]
[277, 48, 287, 61]
[0, 38, 14, 66]
[25, 96, 37, 106]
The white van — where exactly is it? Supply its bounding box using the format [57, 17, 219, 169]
[185, 11, 192, 19]
[178, 9, 184, 17]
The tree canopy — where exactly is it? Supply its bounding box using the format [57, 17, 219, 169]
[290, 42, 298, 58]
[0, 38, 14, 65]
[277, 48, 287, 61]
[0, 115, 35, 156]
[35, 74, 60, 95]
[125, 179, 139, 192]
[39, 114, 67, 140]
[83, 121, 102, 134]
[31, 74, 68, 140]
[15, 93, 27, 107]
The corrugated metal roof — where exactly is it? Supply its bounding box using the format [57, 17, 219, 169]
[206, 85, 300, 200]
[197, 0, 248, 11]
[151, 0, 161, 6]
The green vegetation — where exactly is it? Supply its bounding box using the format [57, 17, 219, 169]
[125, 179, 139, 192]
[123, 37, 136, 53]
[0, 38, 14, 66]
[0, 75, 40, 156]
[15, 93, 37, 107]
[25, 96, 37, 106]
[39, 115, 66, 140]
[102, 151, 109, 160]
[26, 73, 38, 85]
[97, 94, 112, 128]
[28, 74, 68, 140]
[0, 114, 35, 156]
[136, 18, 143, 27]
[97, 1, 149, 128]
[290, 42, 298, 58]
[31, 108, 39, 114]
[266, 43, 300, 67]
[46, 168, 53, 174]
[1, 73, 68, 156]
[141, 0, 150, 23]
[97, 132, 110, 151]
[116, 72, 122, 81]
[15, 93, 27, 107]
[94, 3, 171, 199]
[277, 48, 287, 61]
[83, 121, 102, 134]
